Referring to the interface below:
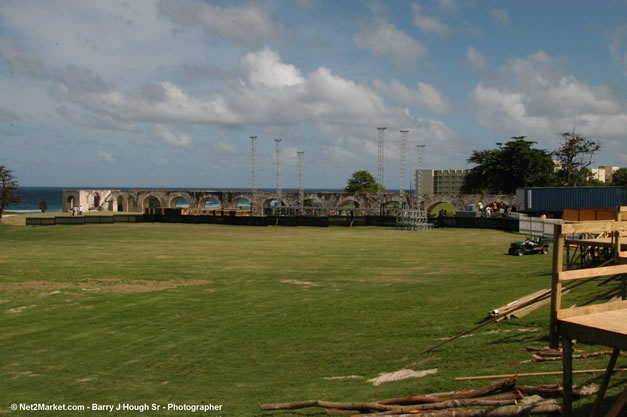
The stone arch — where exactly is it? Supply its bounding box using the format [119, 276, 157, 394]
[262, 198, 285, 207]
[199, 195, 222, 209]
[168, 192, 194, 208]
[66, 194, 78, 210]
[141, 193, 164, 211]
[116, 195, 126, 212]
[235, 197, 252, 210]
[304, 198, 323, 207]
[338, 198, 362, 208]
[91, 192, 102, 209]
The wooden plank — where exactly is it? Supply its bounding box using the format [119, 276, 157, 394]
[549, 224, 564, 349]
[589, 348, 621, 417]
[557, 300, 627, 319]
[562, 221, 627, 235]
[558, 264, 627, 281]
[455, 368, 627, 381]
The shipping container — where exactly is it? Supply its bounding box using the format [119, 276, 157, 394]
[516, 186, 627, 215]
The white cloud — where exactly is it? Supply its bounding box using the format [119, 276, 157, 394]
[466, 46, 488, 71]
[0, 37, 49, 79]
[157, 0, 282, 48]
[354, 20, 427, 68]
[96, 150, 117, 164]
[471, 51, 627, 162]
[372, 79, 454, 114]
[490, 9, 511, 25]
[240, 47, 305, 88]
[153, 125, 193, 148]
[412, 3, 449, 36]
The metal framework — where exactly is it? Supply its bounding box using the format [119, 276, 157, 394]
[396, 209, 433, 231]
[274, 138, 282, 205]
[416, 144, 426, 207]
[297, 151, 304, 210]
[399, 130, 408, 203]
[377, 127, 386, 194]
[250, 136, 257, 192]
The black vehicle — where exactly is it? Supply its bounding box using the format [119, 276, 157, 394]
[508, 236, 551, 256]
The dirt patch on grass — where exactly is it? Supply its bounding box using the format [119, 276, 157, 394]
[280, 279, 320, 287]
[367, 368, 438, 386]
[0, 279, 212, 294]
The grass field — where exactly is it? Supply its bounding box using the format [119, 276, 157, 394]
[0, 219, 624, 416]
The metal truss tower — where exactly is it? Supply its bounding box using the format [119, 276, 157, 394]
[250, 136, 257, 193]
[377, 127, 386, 194]
[416, 144, 426, 207]
[297, 151, 304, 209]
[399, 130, 408, 202]
[274, 138, 282, 205]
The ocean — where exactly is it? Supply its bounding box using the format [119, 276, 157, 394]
[8, 186, 347, 213]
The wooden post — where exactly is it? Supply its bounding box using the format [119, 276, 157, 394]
[550, 223, 564, 349]
[562, 337, 573, 417]
[589, 347, 621, 417]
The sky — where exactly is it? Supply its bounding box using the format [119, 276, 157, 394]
[1, 0, 627, 189]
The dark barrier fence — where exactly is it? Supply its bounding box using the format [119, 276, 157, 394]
[25, 212, 518, 232]
[432, 216, 519, 232]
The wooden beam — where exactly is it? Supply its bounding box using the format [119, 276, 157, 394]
[455, 368, 627, 381]
[550, 224, 564, 349]
[558, 264, 627, 282]
[557, 299, 627, 319]
[561, 221, 627, 235]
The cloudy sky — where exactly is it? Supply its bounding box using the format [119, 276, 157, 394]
[1, 0, 627, 189]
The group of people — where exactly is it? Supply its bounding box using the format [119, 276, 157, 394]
[70, 206, 84, 216]
[478, 201, 512, 217]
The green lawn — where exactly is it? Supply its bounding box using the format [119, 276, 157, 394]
[0, 222, 624, 416]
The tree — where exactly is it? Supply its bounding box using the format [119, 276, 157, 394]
[0, 165, 20, 222]
[344, 170, 381, 193]
[461, 137, 556, 194]
[611, 168, 627, 186]
[553, 129, 601, 186]
[39, 200, 48, 213]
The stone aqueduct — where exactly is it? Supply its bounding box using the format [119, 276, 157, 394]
[62, 189, 515, 214]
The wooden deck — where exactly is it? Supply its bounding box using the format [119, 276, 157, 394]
[551, 215, 626, 417]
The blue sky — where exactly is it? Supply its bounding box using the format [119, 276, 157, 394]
[1, 0, 626, 189]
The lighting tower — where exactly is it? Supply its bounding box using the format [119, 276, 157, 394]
[399, 130, 408, 203]
[274, 138, 282, 206]
[377, 127, 386, 195]
[416, 144, 426, 207]
[250, 136, 257, 193]
[297, 151, 304, 210]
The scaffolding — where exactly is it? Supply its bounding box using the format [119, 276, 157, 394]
[399, 130, 408, 203]
[396, 209, 433, 231]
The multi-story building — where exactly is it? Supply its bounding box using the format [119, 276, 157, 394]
[590, 166, 620, 183]
[416, 169, 469, 195]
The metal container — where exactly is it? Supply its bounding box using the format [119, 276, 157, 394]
[517, 186, 627, 215]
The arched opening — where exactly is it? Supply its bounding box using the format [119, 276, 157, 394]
[171, 196, 190, 208]
[67, 196, 76, 208]
[338, 199, 360, 209]
[383, 201, 401, 216]
[263, 199, 284, 208]
[428, 202, 457, 217]
[143, 196, 161, 210]
[203, 197, 221, 209]
[304, 198, 323, 207]
[117, 196, 125, 212]
[92, 193, 101, 209]
[236, 198, 251, 210]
